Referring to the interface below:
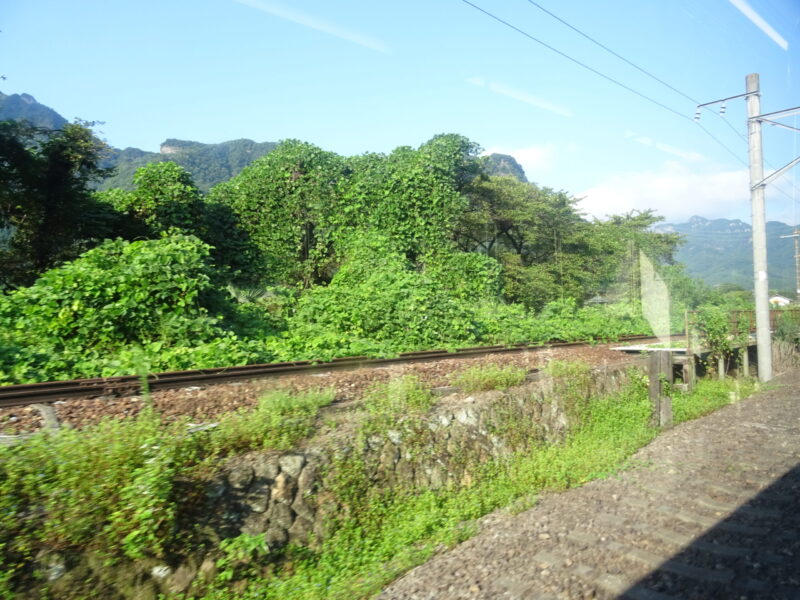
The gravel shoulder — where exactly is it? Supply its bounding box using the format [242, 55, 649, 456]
[379, 369, 800, 600]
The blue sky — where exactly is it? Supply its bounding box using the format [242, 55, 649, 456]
[2, 0, 799, 224]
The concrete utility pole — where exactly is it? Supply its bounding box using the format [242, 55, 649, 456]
[696, 75, 800, 382]
[746, 73, 773, 382]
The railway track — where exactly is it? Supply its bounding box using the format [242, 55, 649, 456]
[0, 335, 659, 408]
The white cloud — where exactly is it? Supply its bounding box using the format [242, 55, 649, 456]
[467, 77, 572, 117]
[729, 0, 788, 50]
[654, 142, 705, 162]
[483, 144, 559, 177]
[625, 130, 705, 162]
[233, 0, 388, 53]
[577, 162, 750, 222]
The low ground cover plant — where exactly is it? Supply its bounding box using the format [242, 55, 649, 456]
[449, 363, 528, 392]
[0, 387, 334, 594]
[197, 374, 754, 600]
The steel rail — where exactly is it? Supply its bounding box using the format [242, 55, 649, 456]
[0, 335, 659, 408]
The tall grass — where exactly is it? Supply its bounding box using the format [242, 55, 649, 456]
[0, 387, 334, 591]
[449, 363, 528, 392]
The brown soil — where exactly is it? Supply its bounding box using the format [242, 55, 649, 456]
[0, 343, 637, 434]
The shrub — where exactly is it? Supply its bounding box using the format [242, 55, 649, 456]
[273, 237, 481, 359]
[0, 234, 270, 383]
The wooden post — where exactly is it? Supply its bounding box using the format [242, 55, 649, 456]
[685, 310, 691, 355]
[680, 353, 696, 392]
[648, 351, 673, 428]
[742, 346, 750, 377]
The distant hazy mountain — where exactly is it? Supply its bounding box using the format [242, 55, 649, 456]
[656, 216, 796, 293]
[0, 92, 67, 129]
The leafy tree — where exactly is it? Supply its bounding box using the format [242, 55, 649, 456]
[96, 162, 207, 236]
[0, 120, 117, 287]
[338, 134, 480, 261]
[457, 175, 620, 309]
[96, 163, 257, 283]
[209, 140, 346, 286]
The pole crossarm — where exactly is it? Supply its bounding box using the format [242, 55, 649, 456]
[758, 118, 800, 133]
[751, 155, 800, 190]
[696, 91, 756, 109]
[750, 105, 800, 121]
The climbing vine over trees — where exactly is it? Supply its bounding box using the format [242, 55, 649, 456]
[0, 122, 718, 384]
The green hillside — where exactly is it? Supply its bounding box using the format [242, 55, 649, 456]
[0, 92, 67, 129]
[656, 216, 796, 294]
[98, 138, 279, 192]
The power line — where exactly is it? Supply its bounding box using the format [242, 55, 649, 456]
[461, 0, 798, 201]
[694, 121, 747, 166]
[524, 0, 698, 106]
[459, 0, 689, 122]
[523, 1, 754, 148]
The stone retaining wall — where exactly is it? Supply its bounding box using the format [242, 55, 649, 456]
[38, 362, 644, 599]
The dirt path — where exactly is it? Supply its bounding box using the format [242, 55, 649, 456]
[380, 370, 800, 600]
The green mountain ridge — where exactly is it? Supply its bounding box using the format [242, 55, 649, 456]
[0, 91, 529, 192]
[656, 216, 796, 294]
[0, 92, 67, 130]
[99, 138, 280, 192]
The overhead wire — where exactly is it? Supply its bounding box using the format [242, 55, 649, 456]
[522, 0, 752, 147]
[459, 0, 689, 122]
[461, 0, 799, 203]
[523, 0, 798, 204]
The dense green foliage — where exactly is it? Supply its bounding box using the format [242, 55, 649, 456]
[0, 235, 269, 383]
[0, 120, 118, 287]
[0, 121, 749, 385]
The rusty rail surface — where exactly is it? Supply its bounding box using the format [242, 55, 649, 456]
[0, 335, 658, 408]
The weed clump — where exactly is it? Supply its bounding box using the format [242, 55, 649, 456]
[0, 387, 333, 593]
[450, 363, 528, 392]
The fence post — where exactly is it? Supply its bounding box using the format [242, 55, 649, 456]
[648, 351, 673, 428]
[742, 346, 750, 377]
[682, 353, 696, 392]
